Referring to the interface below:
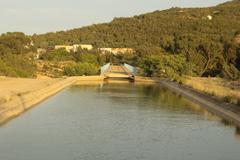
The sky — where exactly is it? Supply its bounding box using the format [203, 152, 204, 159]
[0, 0, 229, 35]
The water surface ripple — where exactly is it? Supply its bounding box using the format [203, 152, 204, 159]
[0, 83, 240, 160]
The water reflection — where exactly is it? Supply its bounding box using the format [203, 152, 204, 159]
[97, 83, 221, 122]
[73, 83, 240, 142]
[221, 119, 234, 126]
[72, 82, 236, 129]
[0, 83, 239, 160]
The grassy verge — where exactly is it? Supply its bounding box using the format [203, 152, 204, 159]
[182, 76, 240, 106]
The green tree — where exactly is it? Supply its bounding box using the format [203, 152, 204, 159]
[64, 62, 99, 76]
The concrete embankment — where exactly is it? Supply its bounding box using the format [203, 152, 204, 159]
[160, 80, 240, 127]
[135, 76, 240, 127]
[134, 76, 160, 83]
[74, 76, 105, 85]
[0, 76, 104, 125]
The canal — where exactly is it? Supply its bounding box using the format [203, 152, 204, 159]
[0, 83, 240, 160]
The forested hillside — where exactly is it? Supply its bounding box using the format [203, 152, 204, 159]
[1, 0, 240, 79]
[0, 32, 36, 77]
[32, 0, 240, 79]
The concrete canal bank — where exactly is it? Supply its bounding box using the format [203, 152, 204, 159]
[159, 80, 240, 128]
[136, 77, 240, 127]
[135, 76, 240, 127]
[0, 76, 104, 125]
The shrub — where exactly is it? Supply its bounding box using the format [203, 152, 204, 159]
[139, 54, 196, 79]
[74, 53, 99, 64]
[223, 96, 234, 104]
[140, 56, 159, 77]
[211, 91, 216, 96]
[0, 60, 17, 77]
[237, 98, 240, 107]
[0, 54, 36, 78]
[64, 62, 99, 76]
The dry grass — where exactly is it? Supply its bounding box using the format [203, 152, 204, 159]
[0, 76, 61, 107]
[183, 76, 240, 105]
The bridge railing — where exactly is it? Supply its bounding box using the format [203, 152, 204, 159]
[124, 63, 137, 76]
[100, 63, 111, 76]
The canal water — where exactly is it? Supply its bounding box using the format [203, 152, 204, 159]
[0, 83, 240, 160]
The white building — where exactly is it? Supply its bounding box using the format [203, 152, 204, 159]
[79, 44, 93, 50]
[72, 44, 93, 52]
[99, 48, 112, 53]
[99, 48, 134, 55]
[54, 44, 93, 52]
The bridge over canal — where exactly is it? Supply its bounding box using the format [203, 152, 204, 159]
[101, 63, 137, 80]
